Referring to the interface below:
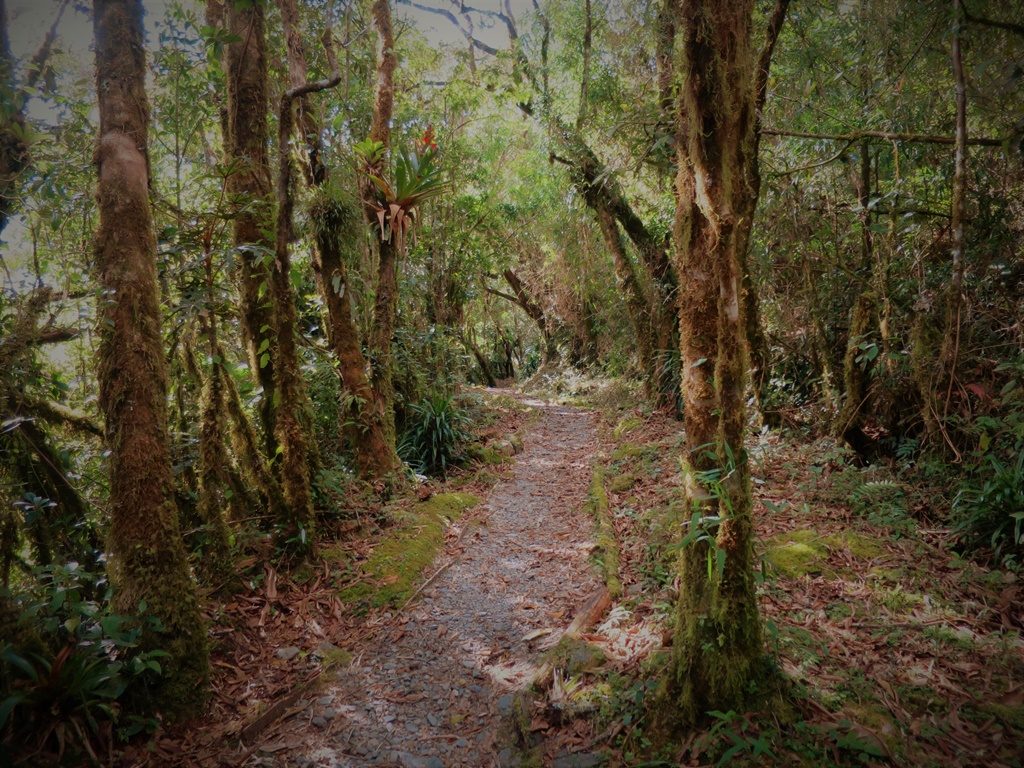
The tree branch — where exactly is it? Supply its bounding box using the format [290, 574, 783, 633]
[20, 397, 102, 438]
[762, 127, 1003, 147]
[395, 0, 500, 55]
[963, 5, 1024, 36]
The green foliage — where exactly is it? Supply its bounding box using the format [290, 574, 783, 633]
[953, 443, 1024, 566]
[398, 394, 471, 477]
[356, 129, 447, 249]
[1, 563, 167, 762]
[848, 479, 914, 536]
[690, 710, 776, 766]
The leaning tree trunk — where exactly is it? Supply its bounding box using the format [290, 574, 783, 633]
[666, 0, 786, 723]
[594, 202, 656, 392]
[92, 0, 207, 716]
[222, 0, 278, 461]
[276, 0, 401, 481]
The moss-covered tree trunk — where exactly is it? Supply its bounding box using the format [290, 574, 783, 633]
[92, 0, 207, 715]
[195, 250, 239, 575]
[0, 0, 28, 236]
[667, 0, 786, 723]
[733, 0, 789, 427]
[594, 202, 655, 394]
[266, 43, 346, 552]
[500, 267, 559, 363]
[364, 0, 401, 448]
[222, 0, 277, 461]
[277, 0, 401, 481]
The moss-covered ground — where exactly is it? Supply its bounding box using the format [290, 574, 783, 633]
[338, 492, 480, 608]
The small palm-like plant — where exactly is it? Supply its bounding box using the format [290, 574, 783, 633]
[398, 394, 470, 477]
[355, 126, 446, 253]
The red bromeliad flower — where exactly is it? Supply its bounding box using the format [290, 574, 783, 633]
[419, 125, 438, 154]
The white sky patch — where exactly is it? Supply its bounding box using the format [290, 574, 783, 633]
[1, 0, 517, 284]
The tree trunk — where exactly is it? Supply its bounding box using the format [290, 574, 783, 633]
[365, 0, 400, 448]
[502, 268, 559, 363]
[266, 51, 350, 551]
[940, 0, 969, 424]
[195, 255, 238, 574]
[594, 202, 655, 391]
[92, 0, 207, 716]
[222, 0, 277, 461]
[667, 0, 782, 723]
[0, 0, 28, 236]
[277, 0, 401, 481]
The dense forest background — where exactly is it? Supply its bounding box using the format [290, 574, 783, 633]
[1, 0, 1022, 765]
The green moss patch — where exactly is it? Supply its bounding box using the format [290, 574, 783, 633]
[549, 636, 606, 676]
[612, 415, 643, 439]
[466, 443, 510, 465]
[589, 471, 622, 598]
[607, 472, 637, 493]
[825, 530, 884, 560]
[764, 530, 828, 578]
[338, 492, 479, 608]
[764, 528, 886, 578]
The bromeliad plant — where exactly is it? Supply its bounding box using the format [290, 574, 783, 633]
[355, 126, 446, 254]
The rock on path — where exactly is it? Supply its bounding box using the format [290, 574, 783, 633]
[286, 399, 600, 768]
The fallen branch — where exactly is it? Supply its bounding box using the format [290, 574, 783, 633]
[237, 671, 322, 748]
[523, 586, 611, 694]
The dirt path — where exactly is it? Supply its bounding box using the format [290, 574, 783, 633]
[288, 399, 600, 768]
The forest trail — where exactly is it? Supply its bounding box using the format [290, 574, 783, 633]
[289, 398, 601, 768]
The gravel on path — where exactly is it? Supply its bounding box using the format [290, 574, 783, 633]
[283, 399, 601, 768]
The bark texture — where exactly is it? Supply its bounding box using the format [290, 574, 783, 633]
[223, 0, 277, 460]
[92, 0, 207, 715]
[667, 0, 786, 723]
[365, 0, 400, 448]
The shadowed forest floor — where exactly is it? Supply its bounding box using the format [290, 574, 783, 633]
[150, 386, 1024, 767]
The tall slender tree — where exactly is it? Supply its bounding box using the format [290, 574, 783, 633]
[667, 0, 787, 721]
[277, 0, 401, 480]
[221, 0, 278, 460]
[92, 0, 207, 714]
[364, 0, 402, 447]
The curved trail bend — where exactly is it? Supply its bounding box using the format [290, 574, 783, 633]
[291, 398, 600, 768]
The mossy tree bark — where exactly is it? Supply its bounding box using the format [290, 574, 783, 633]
[92, 0, 207, 716]
[277, 0, 401, 481]
[501, 268, 559, 364]
[0, 0, 67, 234]
[195, 248, 241, 575]
[732, 0, 790, 427]
[594, 201, 655, 394]
[549, 124, 680, 411]
[667, 0, 787, 723]
[364, 0, 401, 449]
[221, 0, 278, 462]
[267, 21, 344, 553]
[0, 0, 28, 236]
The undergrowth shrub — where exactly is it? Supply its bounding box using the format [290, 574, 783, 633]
[398, 394, 470, 476]
[951, 376, 1024, 567]
[953, 443, 1024, 567]
[1, 562, 167, 764]
[849, 480, 914, 536]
